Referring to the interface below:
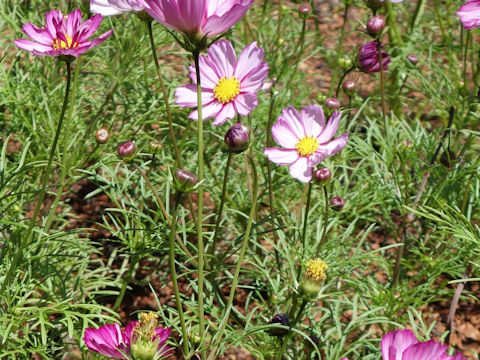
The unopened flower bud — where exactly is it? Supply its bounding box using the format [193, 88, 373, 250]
[330, 196, 345, 211]
[317, 93, 327, 103]
[174, 169, 197, 193]
[313, 167, 331, 186]
[117, 141, 136, 160]
[338, 56, 353, 69]
[95, 128, 110, 144]
[298, 3, 311, 16]
[269, 313, 290, 336]
[300, 259, 328, 300]
[224, 123, 251, 153]
[402, 140, 413, 148]
[365, 0, 384, 12]
[342, 80, 356, 93]
[325, 97, 341, 110]
[366, 15, 385, 37]
[406, 53, 419, 65]
[148, 140, 163, 154]
[306, 334, 320, 349]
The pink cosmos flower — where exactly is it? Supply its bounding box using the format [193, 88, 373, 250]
[142, 0, 254, 37]
[90, 0, 145, 16]
[457, 1, 480, 29]
[175, 39, 268, 126]
[264, 105, 348, 183]
[14, 9, 113, 58]
[83, 320, 171, 359]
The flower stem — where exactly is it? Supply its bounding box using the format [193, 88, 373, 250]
[0, 60, 72, 295]
[169, 191, 190, 357]
[298, 181, 313, 277]
[208, 155, 258, 360]
[113, 256, 138, 311]
[193, 51, 206, 360]
[315, 186, 329, 257]
[377, 41, 387, 133]
[329, 4, 349, 96]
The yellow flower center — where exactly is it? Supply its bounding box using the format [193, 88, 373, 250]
[305, 259, 328, 282]
[52, 34, 76, 50]
[133, 312, 159, 341]
[213, 76, 240, 104]
[295, 136, 319, 157]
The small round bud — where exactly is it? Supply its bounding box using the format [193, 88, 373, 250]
[342, 80, 356, 93]
[224, 123, 251, 153]
[174, 169, 198, 193]
[148, 140, 163, 154]
[366, 15, 385, 37]
[338, 56, 353, 69]
[298, 3, 311, 16]
[269, 313, 290, 336]
[330, 196, 345, 211]
[117, 141, 136, 160]
[406, 53, 419, 65]
[95, 128, 110, 144]
[325, 97, 341, 110]
[306, 334, 320, 349]
[402, 140, 413, 148]
[317, 93, 327, 103]
[365, 0, 384, 12]
[313, 167, 331, 186]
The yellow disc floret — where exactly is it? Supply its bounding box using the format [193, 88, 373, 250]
[305, 258, 328, 282]
[52, 34, 76, 50]
[295, 136, 319, 157]
[133, 312, 159, 341]
[213, 76, 240, 103]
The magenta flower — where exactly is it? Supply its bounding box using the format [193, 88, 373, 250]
[83, 317, 171, 359]
[90, 0, 145, 15]
[358, 40, 391, 73]
[175, 39, 268, 126]
[142, 0, 254, 37]
[457, 1, 480, 29]
[264, 105, 348, 183]
[14, 9, 113, 58]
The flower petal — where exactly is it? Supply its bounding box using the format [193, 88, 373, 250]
[381, 329, 418, 360]
[289, 156, 312, 183]
[271, 116, 300, 149]
[316, 110, 341, 144]
[188, 101, 223, 121]
[206, 39, 236, 77]
[301, 104, 325, 137]
[212, 102, 235, 126]
[401, 340, 448, 360]
[264, 148, 299, 165]
[233, 93, 257, 116]
[175, 84, 214, 107]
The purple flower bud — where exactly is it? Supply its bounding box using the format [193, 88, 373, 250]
[313, 167, 331, 185]
[330, 196, 345, 211]
[366, 15, 385, 37]
[342, 80, 356, 93]
[406, 53, 419, 65]
[358, 40, 391, 73]
[325, 97, 341, 110]
[269, 313, 290, 336]
[306, 334, 320, 349]
[117, 141, 136, 160]
[298, 3, 311, 16]
[95, 128, 110, 144]
[224, 123, 251, 153]
[174, 169, 198, 193]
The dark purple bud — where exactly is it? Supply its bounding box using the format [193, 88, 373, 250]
[440, 150, 456, 168]
[325, 97, 341, 110]
[342, 80, 356, 93]
[313, 167, 331, 186]
[174, 169, 198, 193]
[406, 53, 419, 65]
[358, 40, 391, 73]
[366, 15, 385, 37]
[117, 141, 136, 160]
[306, 334, 320, 349]
[269, 313, 290, 336]
[365, 0, 384, 12]
[224, 123, 251, 153]
[298, 3, 311, 16]
[330, 196, 345, 211]
[95, 128, 110, 144]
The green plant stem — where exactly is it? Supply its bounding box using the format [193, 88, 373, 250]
[193, 51, 206, 360]
[315, 186, 329, 257]
[378, 41, 387, 133]
[0, 60, 72, 295]
[169, 191, 190, 357]
[113, 256, 138, 311]
[298, 182, 313, 277]
[278, 299, 309, 359]
[207, 155, 258, 360]
[335, 66, 355, 98]
[329, 4, 349, 96]
[409, 0, 426, 33]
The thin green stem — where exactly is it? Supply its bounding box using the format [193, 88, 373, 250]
[315, 187, 329, 257]
[378, 41, 387, 133]
[169, 192, 190, 357]
[113, 257, 138, 311]
[298, 182, 313, 278]
[193, 51, 206, 360]
[0, 60, 72, 295]
[207, 155, 258, 360]
[335, 66, 355, 98]
[329, 4, 349, 96]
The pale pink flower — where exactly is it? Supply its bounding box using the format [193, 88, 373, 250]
[457, 1, 480, 29]
[14, 9, 113, 58]
[90, 0, 145, 16]
[142, 0, 254, 37]
[264, 105, 348, 183]
[175, 39, 268, 126]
